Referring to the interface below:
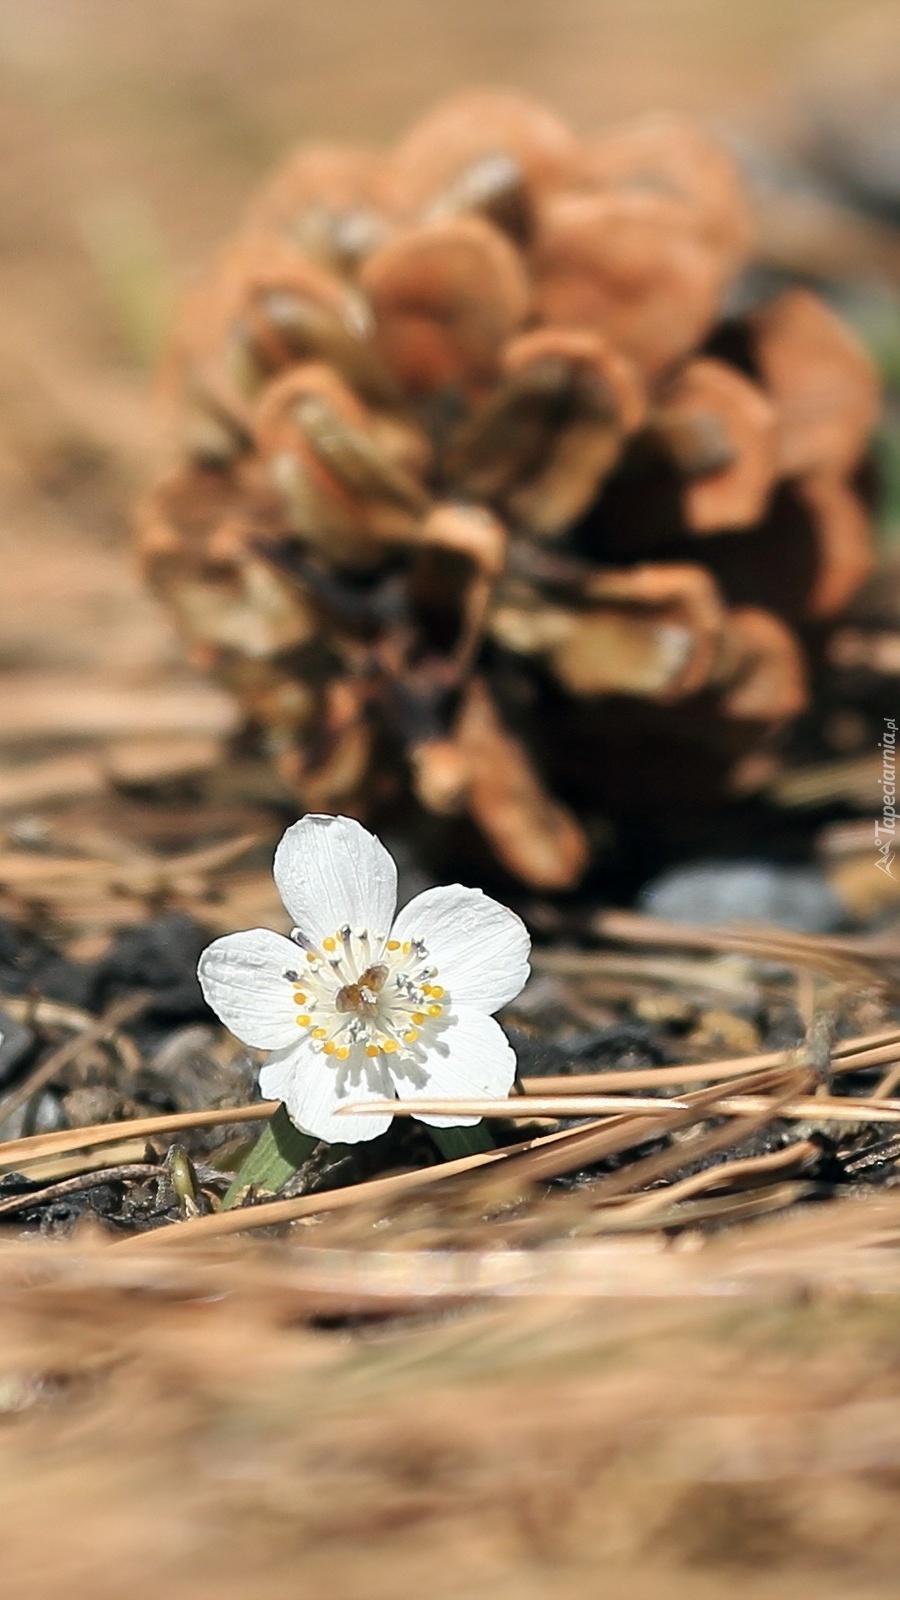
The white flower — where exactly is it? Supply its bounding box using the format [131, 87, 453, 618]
[197, 814, 531, 1143]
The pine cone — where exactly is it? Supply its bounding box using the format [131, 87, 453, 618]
[137, 90, 882, 890]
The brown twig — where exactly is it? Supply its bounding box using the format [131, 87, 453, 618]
[519, 1025, 900, 1094]
[593, 1139, 821, 1223]
[116, 1144, 507, 1249]
[0, 1163, 159, 1220]
[354, 1092, 900, 1125]
[0, 992, 149, 1126]
[595, 1179, 818, 1232]
[594, 908, 900, 981]
[542, 1069, 810, 1206]
[0, 1101, 272, 1170]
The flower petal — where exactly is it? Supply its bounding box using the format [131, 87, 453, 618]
[198, 929, 306, 1048]
[260, 1039, 394, 1143]
[391, 885, 530, 1012]
[273, 814, 398, 953]
[390, 1004, 516, 1126]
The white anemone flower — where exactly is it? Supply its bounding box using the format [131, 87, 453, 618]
[197, 814, 531, 1143]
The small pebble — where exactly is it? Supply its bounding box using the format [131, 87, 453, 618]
[62, 1085, 127, 1128]
[141, 1025, 255, 1111]
[31, 1091, 66, 1134]
[0, 1091, 67, 1141]
[0, 1011, 34, 1084]
[639, 860, 847, 933]
[97, 913, 208, 1016]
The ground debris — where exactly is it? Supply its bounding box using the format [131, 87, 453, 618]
[0, 789, 898, 1260]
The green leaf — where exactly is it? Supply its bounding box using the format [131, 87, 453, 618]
[428, 1121, 495, 1161]
[222, 1103, 319, 1209]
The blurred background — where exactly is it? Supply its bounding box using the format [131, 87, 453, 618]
[1, 0, 899, 690]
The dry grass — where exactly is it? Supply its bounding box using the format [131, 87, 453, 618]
[3, 1199, 900, 1599]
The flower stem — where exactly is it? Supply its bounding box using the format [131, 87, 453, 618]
[222, 1103, 318, 1209]
[427, 1121, 495, 1161]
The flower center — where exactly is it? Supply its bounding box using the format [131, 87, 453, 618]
[335, 964, 388, 1015]
[283, 927, 446, 1062]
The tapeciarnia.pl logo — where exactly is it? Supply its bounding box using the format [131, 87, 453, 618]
[876, 717, 897, 877]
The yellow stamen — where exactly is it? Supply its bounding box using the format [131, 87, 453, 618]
[305, 952, 317, 964]
[427, 1004, 442, 1017]
[429, 985, 444, 999]
[296, 1014, 311, 1027]
[292, 990, 307, 1004]
[365, 1043, 380, 1058]
[402, 941, 412, 954]
[387, 939, 400, 951]
[421, 983, 432, 996]
[336, 1046, 350, 1060]
[323, 936, 336, 952]
[312, 1027, 327, 1039]
[323, 1042, 336, 1056]
[404, 1029, 418, 1044]
[382, 1039, 398, 1053]
[411, 1012, 426, 1025]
